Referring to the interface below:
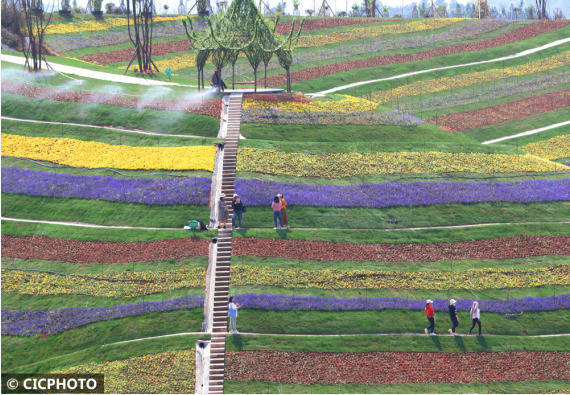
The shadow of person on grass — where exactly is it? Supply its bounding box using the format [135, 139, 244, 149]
[453, 335, 466, 352]
[229, 332, 243, 351]
[430, 335, 442, 350]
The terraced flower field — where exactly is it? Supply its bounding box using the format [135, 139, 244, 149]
[1, 12, 569, 394]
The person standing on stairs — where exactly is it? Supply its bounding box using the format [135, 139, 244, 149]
[228, 296, 241, 334]
[218, 194, 229, 229]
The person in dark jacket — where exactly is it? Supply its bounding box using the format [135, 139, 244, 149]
[424, 299, 436, 336]
[211, 68, 227, 92]
[448, 299, 459, 335]
[232, 194, 245, 229]
[217, 193, 229, 229]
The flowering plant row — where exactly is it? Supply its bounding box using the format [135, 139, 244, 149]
[46, 15, 185, 35]
[295, 18, 460, 48]
[521, 134, 570, 161]
[1, 133, 216, 171]
[226, 350, 570, 384]
[274, 17, 393, 34]
[2, 81, 222, 118]
[2, 168, 212, 205]
[399, 70, 569, 115]
[234, 178, 570, 207]
[242, 95, 377, 113]
[4, 265, 567, 296]
[372, 51, 570, 103]
[4, 294, 567, 336]
[428, 90, 570, 132]
[57, 350, 195, 393]
[265, 20, 570, 87]
[241, 107, 424, 126]
[1, 235, 209, 263]
[236, 148, 567, 177]
[2, 267, 205, 297]
[8, 168, 566, 207]
[228, 264, 568, 290]
[4, 234, 567, 264]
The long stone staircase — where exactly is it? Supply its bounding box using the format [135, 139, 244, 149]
[207, 93, 243, 394]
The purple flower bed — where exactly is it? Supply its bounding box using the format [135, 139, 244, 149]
[1, 167, 211, 205]
[2, 296, 204, 336]
[235, 178, 570, 207]
[235, 294, 570, 313]
[3, 294, 568, 336]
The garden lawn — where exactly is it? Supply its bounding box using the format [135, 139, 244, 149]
[224, 379, 570, 394]
[228, 202, 568, 229]
[1, 312, 204, 373]
[1, 194, 210, 228]
[225, 309, 569, 335]
[1, 119, 217, 147]
[1, 94, 220, 137]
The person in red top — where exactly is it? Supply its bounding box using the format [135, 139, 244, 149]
[424, 299, 436, 336]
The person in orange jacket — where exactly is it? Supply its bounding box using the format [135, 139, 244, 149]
[424, 299, 436, 336]
[277, 193, 289, 229]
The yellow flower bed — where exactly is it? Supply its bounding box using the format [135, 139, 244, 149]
[57, 350, 195, 393]
[372, 51, 570, 103]
[243, 95, 377, 113]
[297, 18, 461, 48]
[1, 267, 205, 297]
[236, 148, 567, 177]
[152, 54, 197, 72]
[1, 133, 216, 171]
[4, 265, 568, 296]
[521, 134, 570, 160]
[46, 15, 185, 35]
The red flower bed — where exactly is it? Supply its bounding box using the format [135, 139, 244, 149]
[1, 235, 209, 264]
[2, 81, 222, 118]
[275, 18, 399, 34]
[243, 92, 312, 103]
[232, 235, 569, 262]
[225, 350, 570, 384]
[265, 20, 570, 87]
[80, 40, 192, 65]
[428, 90, 570, 132]
[3, 234, 568, 263]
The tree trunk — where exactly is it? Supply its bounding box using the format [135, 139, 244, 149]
[232, 63, 235, 90]
[197, 67, 201, 91]
[253, 68, 257, 92]
[286, 66, 291, 93]
[264, 64, 267, 88]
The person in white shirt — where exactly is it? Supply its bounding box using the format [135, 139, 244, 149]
[468, 301, 482, 336]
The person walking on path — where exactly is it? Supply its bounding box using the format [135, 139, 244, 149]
[468, 301, 482, 336]
[272, 196, 285, 229]
[448, 299, 459, 335]
[424, 299, 436, 336]
[211, 68, 227, 92]
[277, 193, 289, 229]
[228, 296, 241, 334]
[232, 194, 245, 229]
[217, 194, 229, 229]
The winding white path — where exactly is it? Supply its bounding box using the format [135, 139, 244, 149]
[308, 38, 570, 97]
[2, 217, 568, 232]
[1, 116, 210, 139]
[481, 120, 570, 145]
[1, 53, 196, 87]
[102, 331, 570, 346]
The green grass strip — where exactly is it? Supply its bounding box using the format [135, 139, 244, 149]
[1, 194, 210, 228]
[2, 318, 205, 373]
[1, 93, 220, 137]
[226, 333, 570, 352]
[224, 379, 570, 394]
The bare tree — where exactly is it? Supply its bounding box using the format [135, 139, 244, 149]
[125, 0, 158, 74]
[535, 0, 547, 19]
[20, 0, 53, 72]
